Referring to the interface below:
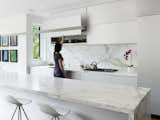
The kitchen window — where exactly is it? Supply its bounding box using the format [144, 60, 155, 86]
[33, 26, 40, 59]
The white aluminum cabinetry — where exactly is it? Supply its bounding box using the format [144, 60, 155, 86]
[65, 70, 137, 86]
[31, 67, 137, 86]
[80, 71, 137, 86]
[138, 15, 160, 114]
[87, 1, 138, 44]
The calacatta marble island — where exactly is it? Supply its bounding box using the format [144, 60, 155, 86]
[0, 72, 150, 120]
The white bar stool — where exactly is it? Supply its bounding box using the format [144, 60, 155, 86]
[7, 95, 32, 120]
[39, 103, 71, 120]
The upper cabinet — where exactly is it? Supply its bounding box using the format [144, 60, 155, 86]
[41, 1, 140, 44]
[86, 1, 138, 44]
[87, 21, 138, 44]
[87, 1, 137, 25]
[137, 0, 160, 17]
[42, 15, 82, 37]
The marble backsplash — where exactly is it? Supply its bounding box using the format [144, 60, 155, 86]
[47, 44, 137, 71]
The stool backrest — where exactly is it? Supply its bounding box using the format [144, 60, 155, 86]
[39, 104, 61, 117]
[6, 95, 22, 106]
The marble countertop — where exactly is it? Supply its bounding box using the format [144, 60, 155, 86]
[32, 65, 138, 77]
[69, 69, 137, 77]
[0, 72, 149, 114]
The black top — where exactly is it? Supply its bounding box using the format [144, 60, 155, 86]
[54, 52, 64, 77]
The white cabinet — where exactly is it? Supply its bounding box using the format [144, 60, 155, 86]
[31, 67, 137, 86]
[81, 71, 137, 86]
[87, 21, 138, 44]
[65, 70, 137, 86]
[87, 1, 137, 25]
[42, 15, 82, 36]
[138, 15, 160, 114]
[86, 1, 138, 44]
[137, 0, 160, 17]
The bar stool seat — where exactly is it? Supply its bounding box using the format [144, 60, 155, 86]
[7, 95, 32, 120]
[16, 98, 32, 105]
[39, 103, 71, 120]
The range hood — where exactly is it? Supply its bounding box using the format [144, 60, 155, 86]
[51, 34, 86, 44]
[50, 25, 87, 44]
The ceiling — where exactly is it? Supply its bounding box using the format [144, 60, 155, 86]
[0, 0, 121, 18]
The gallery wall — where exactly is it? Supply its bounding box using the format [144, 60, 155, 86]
[0, 14, 27, 73]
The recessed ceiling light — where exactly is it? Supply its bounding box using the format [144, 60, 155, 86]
[28, 9, 35, 13]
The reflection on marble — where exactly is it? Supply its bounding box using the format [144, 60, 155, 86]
[0, 72, 150, 120]
[47, 44, 137, 70]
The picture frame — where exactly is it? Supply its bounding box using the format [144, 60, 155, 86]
[0, 50, 1, 61]
[10, 50, 18, 62]
[0, 36, 1, 47]
[1, 36, 9, 47]
[2, 50, 9, 62]
[10, 35, 18, 46]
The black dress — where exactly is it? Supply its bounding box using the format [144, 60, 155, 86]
[54, 52, 64, 78]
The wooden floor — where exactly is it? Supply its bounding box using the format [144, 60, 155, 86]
[152, 118, 160, 120]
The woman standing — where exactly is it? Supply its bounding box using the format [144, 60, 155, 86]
[54, 43, 65, 78]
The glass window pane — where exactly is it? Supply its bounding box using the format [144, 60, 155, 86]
[33, 26, 40, 59]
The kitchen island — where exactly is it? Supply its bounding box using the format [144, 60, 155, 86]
[0, 72, 150, 120]
[31, 66, 138, 86]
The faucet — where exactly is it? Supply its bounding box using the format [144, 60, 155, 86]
[90, 61, 98, 70]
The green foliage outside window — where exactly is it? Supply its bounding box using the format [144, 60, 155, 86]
[33, 26, 40, 59]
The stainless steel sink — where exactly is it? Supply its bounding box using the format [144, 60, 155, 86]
[84, 68, 118, 72]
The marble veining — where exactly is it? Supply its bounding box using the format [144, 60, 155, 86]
[47, 44, 137, 71]
[0, 72, 149, 115]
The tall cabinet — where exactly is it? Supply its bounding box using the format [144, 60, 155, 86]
[138, 15, 160, 115]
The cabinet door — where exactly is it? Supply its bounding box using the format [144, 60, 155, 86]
[87, 21, 138, 44]
[42, 15, 81, 36]
[109, 75, 137, 86]
[87, 1, 138, 44]
[81, 71, 137, 86]
[87, 1, 137, 25]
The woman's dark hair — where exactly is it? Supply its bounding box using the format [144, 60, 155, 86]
[54, 43, 62, 53]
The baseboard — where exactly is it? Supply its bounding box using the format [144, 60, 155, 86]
[151, 114, 160, 119]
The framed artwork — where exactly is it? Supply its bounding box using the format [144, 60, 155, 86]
[0, 50, 1, 61]
[10, 35, 18, 46]
[10, 50, 18, 62]
[1, 36, 9, 47]
[0, 36, 1, 46]
[2, 50, 9, 62]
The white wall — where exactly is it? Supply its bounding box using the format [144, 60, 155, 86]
[0, 14, 27, 73]
[0, 14, 26, 34]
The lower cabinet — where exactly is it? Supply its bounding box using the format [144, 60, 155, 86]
[65, 70, 137, 86]
[31, 67, 137, 86]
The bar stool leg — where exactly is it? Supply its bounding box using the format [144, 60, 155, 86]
[18, 106, 22, 120]
[18, 106, 20, 120]
[21, 106, 30, 120]
[20, 106, 22, 120]
[11, 106, 18, 120]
